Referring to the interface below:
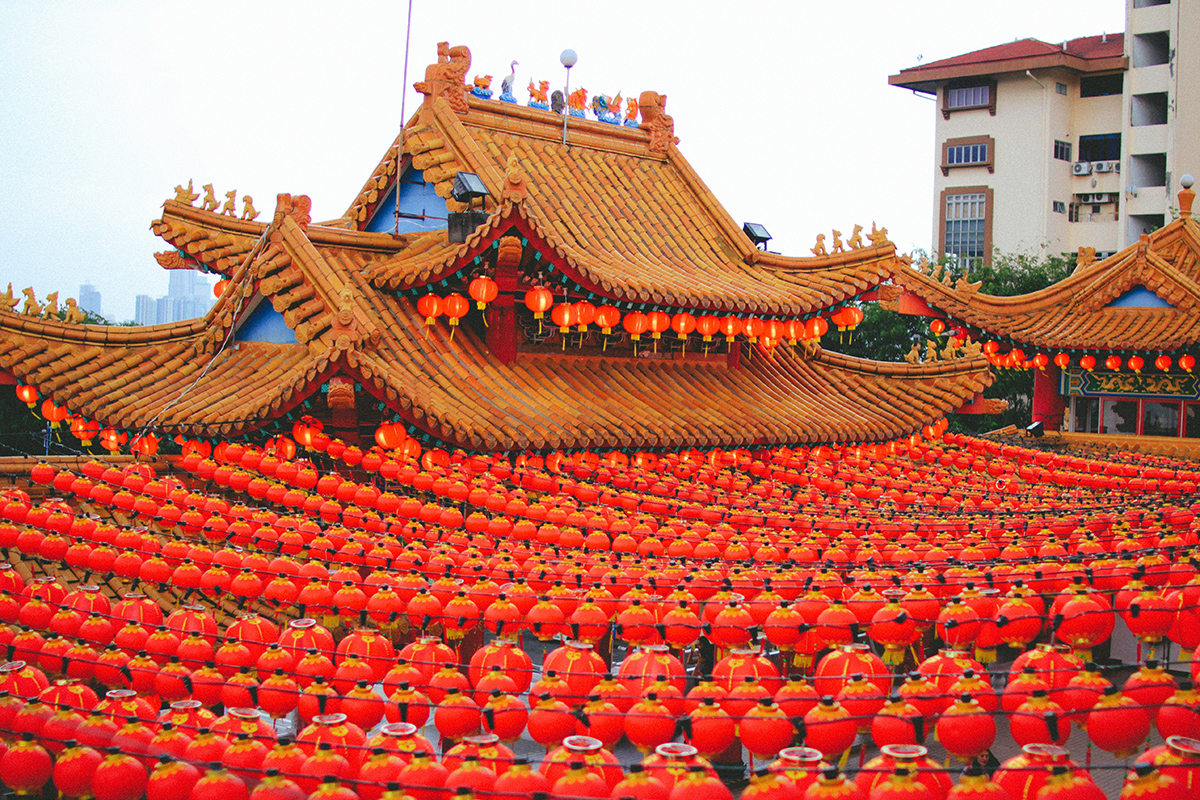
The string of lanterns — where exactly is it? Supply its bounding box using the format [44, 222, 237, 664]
[927, 321, 1197, 374]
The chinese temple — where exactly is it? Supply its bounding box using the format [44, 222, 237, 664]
[4, 42, 1200, 800]
[888, 181, 1200, 448]
[0, 44, 997, 454]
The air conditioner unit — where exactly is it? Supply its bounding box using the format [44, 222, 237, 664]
[1079, 194, 1095, 204]
[1073, 162, 1093, 176]
[1093, 161, 1115, 173]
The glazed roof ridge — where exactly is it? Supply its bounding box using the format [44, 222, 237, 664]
[893, 215, 1200, 350]
[342, 85, 905, 315]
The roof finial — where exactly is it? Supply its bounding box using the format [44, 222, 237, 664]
[1180, 174, 1195, 219]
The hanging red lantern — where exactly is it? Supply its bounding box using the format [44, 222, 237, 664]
[524, 286, 553, 319]
[1080, 354, 1097, 371]
[593, 306, 620, 334]
[1105, 354, 1122, 370]
[1032, 353, 1049, 370]
[929, 319, 946, 335]
[15, 384, 38, 408]
[0, 734, 53, 794]
[646, 310, 671, 341]
[740, 699, 796, 759]
[1181, 354, 1196, 373]
[416, 294, 443, 326]
[695, 315, 720, 342]
[1087, 686, 1151, 757]
[671, 312, 696, 340]
[1053, 353, 1070, 369]
[623, 311, 649, 342]
[551, 303, 579, 335]
[802, 697, 856, 759]
[1128, 354, 1145, 373]
[443, 293, 470, 330]
[1155, 354, 1172, 371]
[468, 276, 498, 310]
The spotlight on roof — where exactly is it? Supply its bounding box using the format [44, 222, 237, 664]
[743, 222, 772, 250]
[447, 172, 491, 243]
[451, 172, 489, 204]
[1025, 420, 1044, 439]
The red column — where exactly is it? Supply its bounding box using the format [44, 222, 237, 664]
[1032, 366, 1068, 429]
[486, 296, 517, 364]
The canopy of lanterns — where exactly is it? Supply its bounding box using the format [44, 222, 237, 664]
[414, 281, 860, 354]
[0, 428, 1197, 798]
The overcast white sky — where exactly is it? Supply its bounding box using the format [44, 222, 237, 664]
[0, 0, 1125, 321]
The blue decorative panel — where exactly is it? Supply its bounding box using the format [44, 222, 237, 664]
[236, 302, 297, 344]
[364, 169, 448, 234]
[1106, 285, 1173, 308]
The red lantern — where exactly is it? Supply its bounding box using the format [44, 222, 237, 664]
[623, 311, 649, 342]
[443, 293, 469, 329]
[416, 294, 443, 325]
[1182, 354, 1196, 373]
[524, 287, 553, 319]
[1105, 354, 1122, 370]
[740, 699, 796, 759]
[468, 276, 498, 310]
[1053, 353, 1070, 369]
[1087, 686, 1150, 757]
[929, 319, 946, 335]
[1155, 354, 1172, 371]
[594, 306, 620, 334]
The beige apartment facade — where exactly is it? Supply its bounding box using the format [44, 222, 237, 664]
[890, 0, 1197, 265]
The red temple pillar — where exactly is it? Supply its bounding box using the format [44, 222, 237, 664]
[1032, 366, 1068, 430]
[486, 296, 517, 364]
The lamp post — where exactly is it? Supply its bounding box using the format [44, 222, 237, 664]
[561, 48, 577, 147]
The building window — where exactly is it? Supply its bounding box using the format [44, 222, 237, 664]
[1053, 140, 1072, 161]
[1132, 31, 1170, 68]
[947, 142, 988, 165]
[948, 85, 989, 108]
[942, 82, 996, 119]
[1052, 201, 1067, 214]
[1078, 133, 1121, 162]
[1101, 399, 1139, 434]
[941, 136, 994, 176]
[942, 191, 988, 265]
[1072, 397, 1100, 433]
[1186, 403, 1200, 438]
[1132, 92, 1169, 126]
[1143, 401, 1181, 437]
[1081, 73, 1123, 97]
[1056, 82, 1068, 95]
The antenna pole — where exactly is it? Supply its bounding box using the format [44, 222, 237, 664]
[562, 68, 570, 147]
[395, 0, 414, 234]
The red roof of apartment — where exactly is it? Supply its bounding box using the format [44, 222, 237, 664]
[890, 34, 1127, 92]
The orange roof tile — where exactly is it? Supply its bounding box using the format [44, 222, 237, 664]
[349, 92, 904, 316]
[892, 213, 1200, 351]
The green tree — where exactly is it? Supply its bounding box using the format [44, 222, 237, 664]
[825, 250, 1076, 436]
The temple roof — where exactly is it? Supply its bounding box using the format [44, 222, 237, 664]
[0, 198, 994, 448]
[891, 202, 1200, 352]
[0, 44, 1000, 449]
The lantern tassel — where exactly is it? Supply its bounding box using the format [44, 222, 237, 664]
[482, 309, 488, 328]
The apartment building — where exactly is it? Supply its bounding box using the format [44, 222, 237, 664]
[889, 0, 1197, 264]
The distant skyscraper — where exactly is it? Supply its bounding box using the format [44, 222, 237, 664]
[132, 272, 214, 325]
[78, 284, 101, 318]
[134, 295, 157, 326]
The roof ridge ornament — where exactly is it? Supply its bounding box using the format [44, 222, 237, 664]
[414, 42, 472, 117]
[638, 91, 678, 156]
[501, 156, 530, 204]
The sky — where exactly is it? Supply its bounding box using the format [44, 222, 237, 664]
[0, 0, 1125, 322]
